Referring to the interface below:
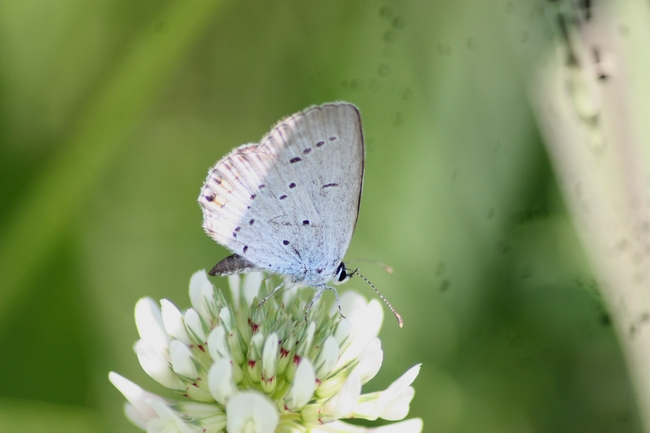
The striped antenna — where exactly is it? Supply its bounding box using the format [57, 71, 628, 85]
[348, 268, 403, 328]
[346, 259, 393, 274]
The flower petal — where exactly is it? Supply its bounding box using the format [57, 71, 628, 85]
[381, 364, 421, 402]
[261, 333, 279, 393]
[334, 319, 353, 352]
[324, 370, 361, 420]
[353, 338, 383, 384]
[169, 340, 197, 378]
[123, 403, 147, 430]
[146, 398, 199, 433]
[314, 336, 340, 380]
[134, 340, 182, 389]
[242, 272, 264, 307]
[208, 358, 237, 405]
[247, 333, 264, 384]
[184, 308, 206, 343]
[189, 270, 213, 321]
[226, 391, 279, 433]
[161, 300, 191, 345]
[338, 292, 384, 338]
[135, 298, 170, 356]
[207, 325, 228, 362]
[351, 364, 421, 421]
[176, 402, 227, 432]
[315, 418, 423, 433]
[109, 372, 166, 428]
[371, 418, 423, 433]
[227, 274, 241, 308]
[335, 293, 383, 369]
[285, 358, 316, 410]
[376, 387, 414, 421]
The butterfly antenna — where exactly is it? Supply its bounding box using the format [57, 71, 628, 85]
[349, 268, 403, 328]
[346, 259, 393, 274]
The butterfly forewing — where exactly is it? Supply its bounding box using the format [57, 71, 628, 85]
[198, 102, 364, 284]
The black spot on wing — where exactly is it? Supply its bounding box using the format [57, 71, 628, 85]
[279, 195, 287, 200]
[289, 183, 296, 189]
[249, 219, 255, 225]
[243, 246, 248, 253]
[303, 148, 312, 154]
[302, 220, 310, 225]
[329, 136, 337, 141]
[283, 240, 290, 245]
[290, 157, 302, 163]
[316, 141, 325, 147]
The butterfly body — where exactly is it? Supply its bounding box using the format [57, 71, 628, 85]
[198, 102, 364, 290]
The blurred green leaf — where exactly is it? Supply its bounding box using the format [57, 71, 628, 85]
[0, 0, 226, 322]
[0, 397, 100, 433]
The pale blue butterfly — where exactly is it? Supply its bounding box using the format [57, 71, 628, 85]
[198, 102, 402, 326]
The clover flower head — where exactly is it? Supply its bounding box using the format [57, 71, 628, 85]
[110, 270, 422, 433]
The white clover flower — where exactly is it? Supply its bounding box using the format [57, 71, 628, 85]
[110, 270, 422, 433]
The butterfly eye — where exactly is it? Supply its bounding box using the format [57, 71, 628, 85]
[335, 262, 348, 282]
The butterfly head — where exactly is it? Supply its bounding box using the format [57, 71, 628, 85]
[333, 262, 353, 285]
[335, 262, 403, 328]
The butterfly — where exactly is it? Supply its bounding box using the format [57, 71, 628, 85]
[198, 102, 402, 326]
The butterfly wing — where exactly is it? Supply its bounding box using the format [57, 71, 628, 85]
[198, 102, 364, 283]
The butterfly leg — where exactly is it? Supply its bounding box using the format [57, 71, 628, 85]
[257, 280, 286, 308]
[326, 286, 346, 319]
[305, 286, 325, 320]
[305, 286, 346, 320]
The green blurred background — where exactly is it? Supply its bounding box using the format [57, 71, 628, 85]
[0, 1, 641, 432]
